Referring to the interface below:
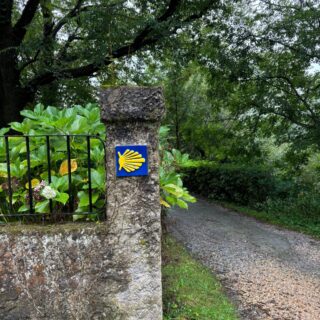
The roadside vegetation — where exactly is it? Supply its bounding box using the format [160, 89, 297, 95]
[219, 202, 320, 239]
[1, 0, 318, 318]
[0, 106, 195, 222]
[162, 235, 239, 320]
[180, 161, 320, 239]
[1, 1, 318, 236]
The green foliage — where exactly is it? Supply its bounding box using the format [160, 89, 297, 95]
[2, 0, 219, 111]
[107, 1, 320, 234]
[182, 159, 320, 237]
[222, 198, 320, 239]
[181, 161, 278, 206]
[0, 106, 194, 222]
[0, 103, 106, 222]
[10, 103, 105, 135]
[159, 127, 196, 210]
[255, 181, 320, 237]
[162, 234, 239, 320]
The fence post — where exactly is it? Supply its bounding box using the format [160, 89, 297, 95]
[100, 86, 165, 319]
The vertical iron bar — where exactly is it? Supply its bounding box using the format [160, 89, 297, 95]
[25, 136, 33, 214]
[87, 136, 93, 212]
[66, 135, 73, 212]
[97, 138, 107, 221]
[5, 136, 13, 213]
[46, 136, 53, 217]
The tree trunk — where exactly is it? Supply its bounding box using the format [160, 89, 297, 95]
[0, 67, 33, 128]
[0, 47, 34, 129]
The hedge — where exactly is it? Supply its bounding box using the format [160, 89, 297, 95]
[180, 163, 279, 206]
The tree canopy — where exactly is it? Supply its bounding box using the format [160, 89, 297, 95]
[0, 0, 218, 127]
[1, 0, 319, 165]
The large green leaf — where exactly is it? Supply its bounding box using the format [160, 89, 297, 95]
[77, 191, 99, 207]
[35, 200, 49, 213]
[55, 192, 69, 205]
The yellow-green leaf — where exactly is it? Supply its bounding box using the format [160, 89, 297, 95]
[59, 159, 78, 176]
[25, 179, 40, 189]
[160, 198, 171, 208]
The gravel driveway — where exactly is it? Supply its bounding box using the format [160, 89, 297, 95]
[167, 198, 320, 320]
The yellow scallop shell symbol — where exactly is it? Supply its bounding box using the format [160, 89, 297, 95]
[118, 149, 146, 173]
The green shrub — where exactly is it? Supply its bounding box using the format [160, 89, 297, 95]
[230, 189, 320, 237]
[0, 104, 106, 222]
[0, 105, 194, 222]
[181, 162, 278, 206]
[181, 161, 320, 236]
[262, 190, 320, 218]
[159, 128, 196, 209]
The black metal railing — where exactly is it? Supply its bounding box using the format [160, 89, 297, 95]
[0, 134, 106, 223]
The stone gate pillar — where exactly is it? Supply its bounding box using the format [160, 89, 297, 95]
[100, 86, 165, 320]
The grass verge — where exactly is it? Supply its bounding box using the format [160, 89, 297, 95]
[162, 234, 239, 320]
[219, 201, 320, 239]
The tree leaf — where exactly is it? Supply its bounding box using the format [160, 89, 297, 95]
[77, 191, 99, 207]
[59, 159, 78, 176]
[55, 192, 69, 205]
[176, 199, 188, 209]
[35, 200, 50, 213]
[160, 197, 171, 208]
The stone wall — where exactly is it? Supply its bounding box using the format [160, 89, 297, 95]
[0, 224, 123, 320]
[0, 87, 165, 320]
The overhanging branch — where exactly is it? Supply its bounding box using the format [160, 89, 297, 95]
[27, 0, 214, 89]
[13, 0, 40, 43]
[51, 0, 84, 38]
[0, 0, 13, 27]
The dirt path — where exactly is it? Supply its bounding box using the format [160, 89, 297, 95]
[168, 198, 320, 320]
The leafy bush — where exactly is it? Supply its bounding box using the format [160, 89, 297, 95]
[181, 161, 320, 236]
[180, 162, 278, 206]
[263, 193, 320, 218]
[159, 128, 196, 209]
[0, 105, 194, 222]
[238, 189, 320, 237]
[0, 104, 106, 222]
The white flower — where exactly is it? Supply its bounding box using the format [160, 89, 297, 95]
[34, 180, 46, 192]
[41, 186, 57, 200]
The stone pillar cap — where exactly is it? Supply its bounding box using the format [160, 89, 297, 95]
[100, 86, 166, 123]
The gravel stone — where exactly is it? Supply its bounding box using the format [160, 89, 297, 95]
[168, 198, 320, 320]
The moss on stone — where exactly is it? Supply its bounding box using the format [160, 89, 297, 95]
[0, 221, 109, 235]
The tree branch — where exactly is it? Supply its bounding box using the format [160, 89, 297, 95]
[263, 75, 319, 123]
[27, 0, 181, 87]
[19, 0, 128, 70]
[266, 109, 313, 129]
[51, 0, 84, 38]
[250, 100, 312, 129]
[158, 0, 180, 22]
[19, 0, 55, 72]
[13, 0, 40, 43]
[19, 49, 41, 71]
[0, 0, 13, 27]
[56, 27, 82, 61]
[51, 0, 128, 39]
[27, 0, 214, 89]
[41, 0, 54, 37]
[250, 33, 319, 60]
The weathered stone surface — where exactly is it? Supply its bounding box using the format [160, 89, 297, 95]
[0, 86, 165, 320]
[101, 86, 165, 320]
[0, 224, 128, 320]
[100, 86, 165, 122]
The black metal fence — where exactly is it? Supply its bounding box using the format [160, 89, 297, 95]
[0, 134, 106, 223]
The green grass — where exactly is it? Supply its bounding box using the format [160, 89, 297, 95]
[162, 235, 239, 320]
[219, 201, 320, 239]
